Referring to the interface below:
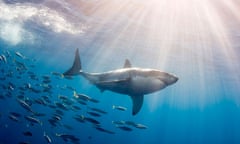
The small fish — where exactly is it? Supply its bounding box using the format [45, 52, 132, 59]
[43, 79, 51, 84]
[25, 83, 31, 89]
[48, 104, 57, 109]
[27, 71, 34, 75]
[34, 112, 46, 117]
[112, 105, 127, 111]
[24, 116, 42, 125]
[10, 112, 22, 117]
[71, 105, 81, 111]
[63, 124, 73, 130]
[89, 107, 107, 114]
[55, 109, 64, 116]
[52, 115, 62, 121]
[8, 85, 14, 91]
[62, 99, 74, 106]
[13, 60, 27, 70]
[81, 115, 100, 125]
[56, 133, 80, 143]
[58, 95, 68, 101]
[8, 115, 19, 122]
[44, 132, 52, 143]
[89, 98, 99, 103]
[15, 51, 25, 59]
[18, 86, 26, 91]
[76, 100, 87, 105]
[23, 131, 32, 136]
[18, 141, 30, 144]
[29, 75, 39, 81]
[95, 127, 115, 134]
[55, 102, 68, 110]
[134, 124, 148, 129]
[51, 71, 62, 77]
[42, 75, 50, 80]
[41, 84, 52, 89]
[74, 92, 91, 101]
[24, 99, 33, 106]
[42, 95, 51, 101]
[48, 119, 57, 127]
[87, 111, 101, 117]
[112, 120, 125, 125]
[116, 126, 132, 131]
[5, 92, 12, 98]
[17, 95, 25, 100]
[17, 99, 35, 114]
[5, 50, 11, 57]
[30, 87, 41, 93]
[34, 99, 47, 106]
[73, 115, 85, 123]
[0, 54, 7, 63]
[125, 121, 137, 127]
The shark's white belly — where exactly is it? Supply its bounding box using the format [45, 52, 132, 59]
[130, 76, 167, 95]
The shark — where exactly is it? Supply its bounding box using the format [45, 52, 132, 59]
[63, 49, 178, 115]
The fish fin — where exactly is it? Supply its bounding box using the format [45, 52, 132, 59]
[130, 95, 144, 115]
[123, 59, 131, 68]
[73, 91, 78, 98]
[63, 48, 82, 76]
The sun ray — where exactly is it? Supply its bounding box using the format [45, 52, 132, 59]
[67, 0, 240, 110]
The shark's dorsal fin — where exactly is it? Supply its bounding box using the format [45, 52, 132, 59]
[130, 95, 144, 115]
[123, 59, 131, 68]
[63, 48, 82, 76]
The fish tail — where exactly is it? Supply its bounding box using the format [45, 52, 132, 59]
[63, 48, 82, 76]
[80, 115, 85, 120]
[112, 105, 115, 109]
[73, 91, 78, 98]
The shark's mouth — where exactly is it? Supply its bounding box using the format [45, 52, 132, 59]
[157, 78, 168, 85]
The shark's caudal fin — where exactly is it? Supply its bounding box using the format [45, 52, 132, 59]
[63, 48, 82, 76]
[131, 95, 144, 115]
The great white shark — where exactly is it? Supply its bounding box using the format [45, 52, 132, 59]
[63, 49, 178, 115]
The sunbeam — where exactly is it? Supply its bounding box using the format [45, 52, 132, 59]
[1, 0, 240, 143]
[67, 0, 240, 110]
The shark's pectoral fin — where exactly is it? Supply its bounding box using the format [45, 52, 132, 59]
[130, 95, 144, 115]
[123, 59, 132, 68]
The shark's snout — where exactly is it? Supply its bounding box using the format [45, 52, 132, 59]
[164, 74, 178, 85]
[171, 75, 178, 84]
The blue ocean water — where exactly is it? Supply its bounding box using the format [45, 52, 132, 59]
[1, 0, 240, 144]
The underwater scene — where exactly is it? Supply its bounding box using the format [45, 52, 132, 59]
[0, 0, 240, 144]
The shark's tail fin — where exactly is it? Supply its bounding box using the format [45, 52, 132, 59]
[63, 48, 82, 76]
